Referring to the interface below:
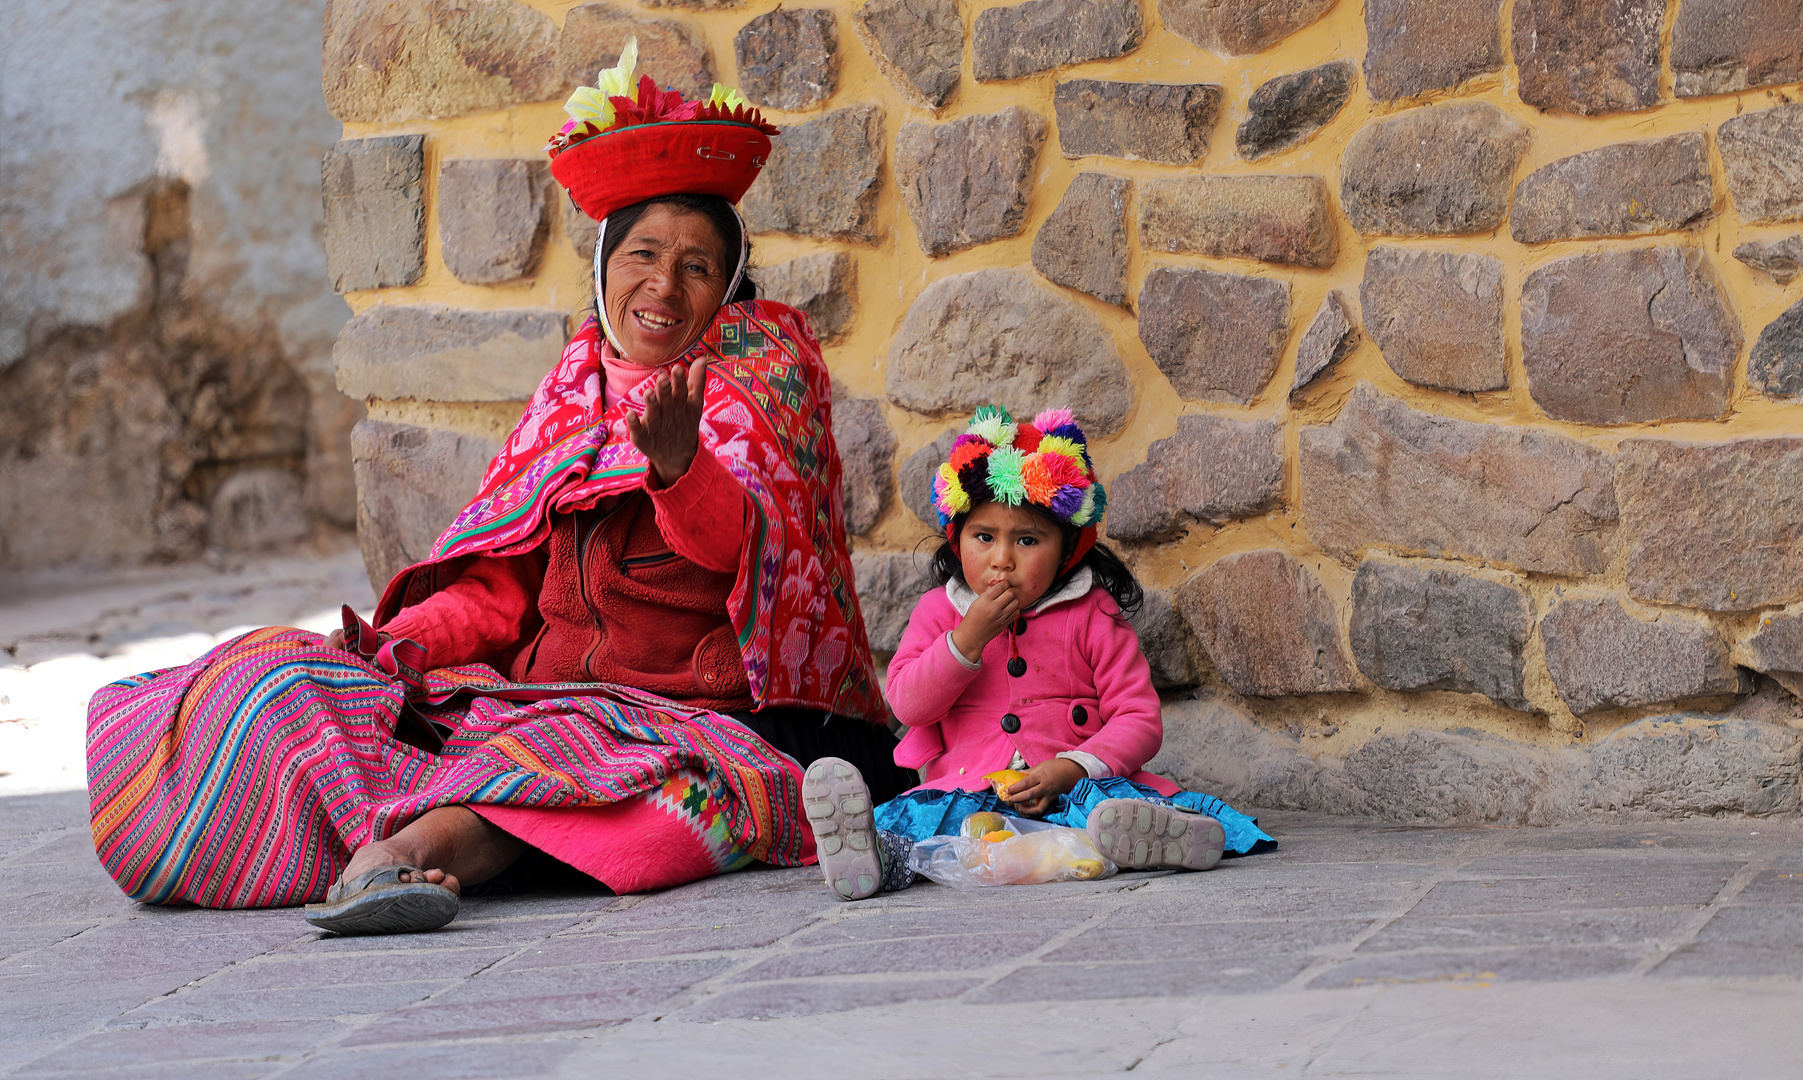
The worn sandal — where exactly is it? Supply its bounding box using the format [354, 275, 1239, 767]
[803, 757, 882, 900]
[1086, 799, 1225, 872]
[303, 864, 459, 935]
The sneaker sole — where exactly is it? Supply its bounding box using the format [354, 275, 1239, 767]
[803, 757, 881, 900]
[1086, 799, 1225, 871]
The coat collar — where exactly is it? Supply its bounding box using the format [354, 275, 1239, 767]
[944, 566, 1094, 617]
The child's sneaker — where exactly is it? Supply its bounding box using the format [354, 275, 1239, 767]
[1086, 798, 1225, 871]
[803, 756, 882, 900]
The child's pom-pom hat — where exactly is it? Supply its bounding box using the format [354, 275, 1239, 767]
[929, 405, 1106, 573]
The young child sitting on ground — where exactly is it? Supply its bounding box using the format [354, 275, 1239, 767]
[806, 406, 1274, 900]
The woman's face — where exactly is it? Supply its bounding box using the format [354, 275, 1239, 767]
[602, 204, 733, 366]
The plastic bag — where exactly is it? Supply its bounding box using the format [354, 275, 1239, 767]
[906, 812, 1117, 887]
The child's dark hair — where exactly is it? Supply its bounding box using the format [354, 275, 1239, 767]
[927, 499, 1144, 620]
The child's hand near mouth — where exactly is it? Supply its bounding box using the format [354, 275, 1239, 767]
[950, 576, 1021, 664]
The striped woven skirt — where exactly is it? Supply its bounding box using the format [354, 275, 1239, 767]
[86, 627, 811, 908]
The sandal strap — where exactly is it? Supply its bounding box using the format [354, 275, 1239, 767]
[327, 863, 424, 903]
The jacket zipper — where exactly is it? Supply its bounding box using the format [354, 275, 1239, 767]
[575, 507, 612, 681]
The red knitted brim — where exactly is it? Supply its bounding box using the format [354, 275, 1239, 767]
[552, 121, 773, 224]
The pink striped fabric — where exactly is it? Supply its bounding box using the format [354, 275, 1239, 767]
[86, 627, 807, 908]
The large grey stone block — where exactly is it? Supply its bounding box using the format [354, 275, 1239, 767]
[1150, 695, 1803, 823]
[1139, 175, 1337, 268]
[1520, 246, 1741, 425]
[896, 107, 1046, 257]
[321, 0, 561, 123]
[831, 395, 896, 536]
[438, 158, 551, 285]
[1718, 103, 1803, 225]
[334, 306, 566, 402]
[735, 8, 839, 111]
[1363, 0, 1503, 103]
[1510, 134, 1715, 244]
[1341, 102, 1530, 236]
[558, 2, 715, 99]
[885, 269, 1133, 436]
[1568, 714, 1803, 818]
[1671, 0, 1803, 98]
[352, 420, 501, 592]
[1750, 296, 1803, 403]
[1053, 80, 1221, 165]
[1158, 0, 1335, 56]
[1511, 0, 1664, 115]
[1175, 549, 1358, 697]
[1360, 247, 1506, 393]
[1541, 594, 1748, 715]
[853, 0, 963, 109]
[1031, 173, 1131, 306]
[1129, 588, 1205, 690]
[1349, 559, 1533, 711]
[1742, 605, 1803, 698]
[321, 135, 425, 293]
[972, 0, 1143, 82]
[899, 430, 959, 530]
[1299, 383, 1619, 577]
[1106, 416, 1284, 543]
[755, 253, 857, 346]
[851, 549, 930, 652]
[1616, 436, 1803, 612]
[1138, 266, 1290, 404]
[742, 106, 885, 243]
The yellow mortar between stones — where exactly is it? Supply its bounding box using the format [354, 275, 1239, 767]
[343, 0, 1803, 756]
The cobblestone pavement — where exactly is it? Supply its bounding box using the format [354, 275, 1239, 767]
[4, 789, 1802, 1078]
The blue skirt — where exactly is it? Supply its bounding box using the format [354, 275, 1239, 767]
[873, 777, 1276, 857]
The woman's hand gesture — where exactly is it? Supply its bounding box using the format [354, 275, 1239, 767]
[627, 356, 709, 488]
[950, 577, 1021, 665]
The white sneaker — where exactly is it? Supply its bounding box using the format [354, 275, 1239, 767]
[1086, 798, 1225, 871]
[802, 757, 881, 900]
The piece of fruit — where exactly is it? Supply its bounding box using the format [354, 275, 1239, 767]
[981, 829, 1016, 842]
[984, 769, 1028, 799]
[961, 811, 1010, 839]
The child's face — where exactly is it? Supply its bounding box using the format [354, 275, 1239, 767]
[958, 502, 1064, 609]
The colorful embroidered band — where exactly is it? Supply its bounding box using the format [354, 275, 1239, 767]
[930, 406, 1107, 573]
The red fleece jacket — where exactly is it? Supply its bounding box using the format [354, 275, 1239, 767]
[379, 446, 750, 671]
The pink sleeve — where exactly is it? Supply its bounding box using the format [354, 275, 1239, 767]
[645, 446, 751, 574]
[376, 553, 544, 669]
[883, 591, 982, 728]
[1068, 603, 1164, 777]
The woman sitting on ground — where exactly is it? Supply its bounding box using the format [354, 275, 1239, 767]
[86, 46, 907, 935]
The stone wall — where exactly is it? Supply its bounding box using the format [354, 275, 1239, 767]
[329, 0, 1803, 820]
[1, 0, 361, 568]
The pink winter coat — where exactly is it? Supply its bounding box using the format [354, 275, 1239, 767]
[886, 575, 1178, 796]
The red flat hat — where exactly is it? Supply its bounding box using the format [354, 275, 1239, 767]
[552, 120, 773, 224]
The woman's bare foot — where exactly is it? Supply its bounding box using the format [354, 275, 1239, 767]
[335, 804, 526, 895]
[339, 841, 462, 895]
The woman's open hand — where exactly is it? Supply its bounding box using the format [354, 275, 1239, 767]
[950, 577, 1021, 664]
[1001, 757, 1087, 817]
[627, 357, 708, 488]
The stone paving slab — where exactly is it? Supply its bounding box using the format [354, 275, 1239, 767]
[4, 790, 1803, 1077]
